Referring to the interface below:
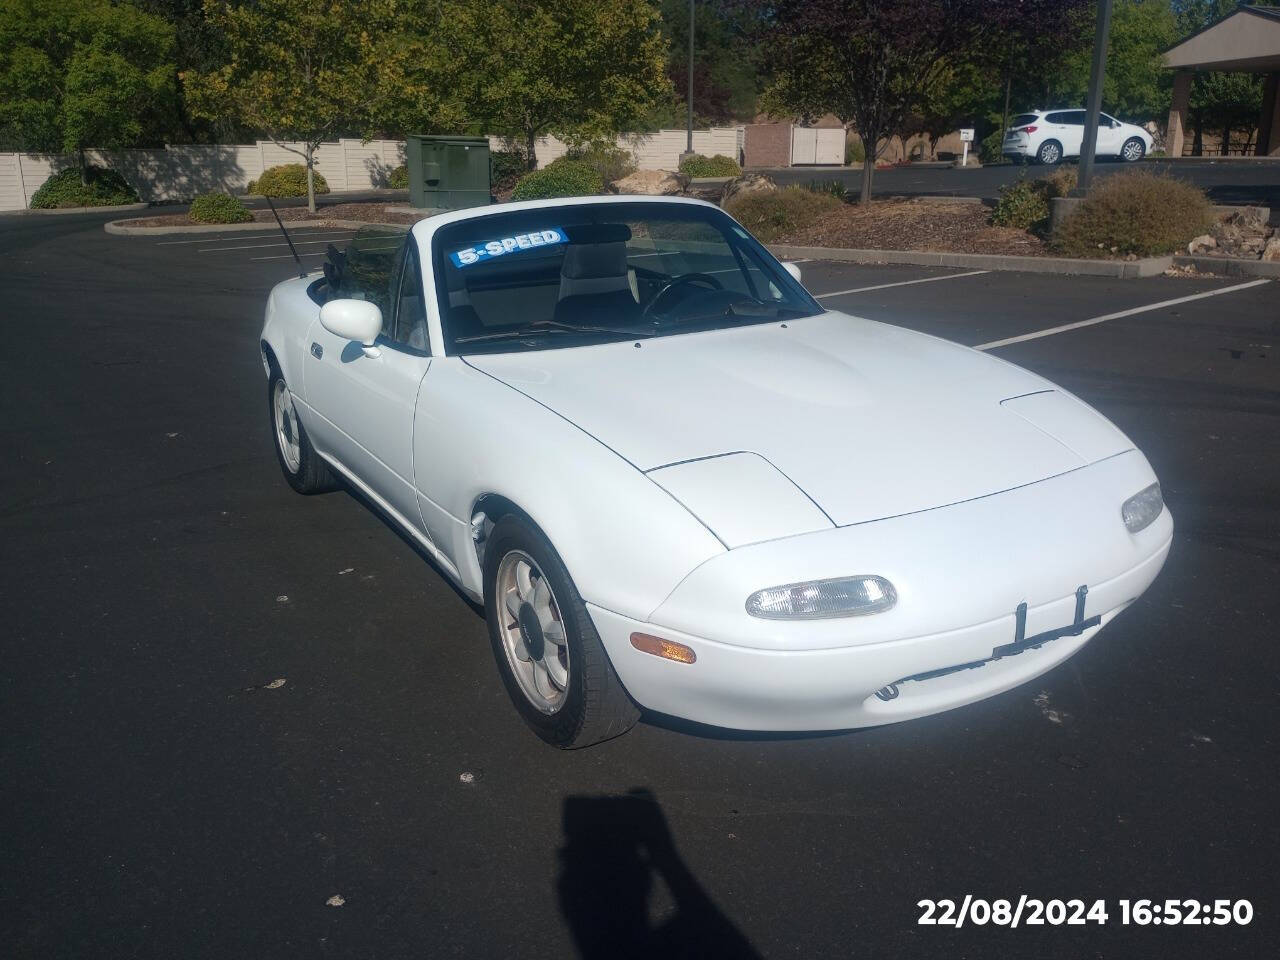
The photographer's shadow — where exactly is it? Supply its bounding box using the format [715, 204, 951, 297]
[557, 789, 763, 960]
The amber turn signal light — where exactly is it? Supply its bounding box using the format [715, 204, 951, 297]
[629, 632, 697, 664]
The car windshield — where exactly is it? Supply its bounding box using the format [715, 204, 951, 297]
[1010, 114, 1040, 127]
[430, 201, 821, 355]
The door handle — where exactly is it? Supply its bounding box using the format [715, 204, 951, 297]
[310, 342, 323, 360]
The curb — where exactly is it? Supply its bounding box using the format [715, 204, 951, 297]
[24, 202, 149, 216]
[767, 244, 1173, 278]
[105, 217, 412, 236]
[1172, 255, 1280, 278]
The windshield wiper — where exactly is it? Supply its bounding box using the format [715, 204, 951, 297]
[455, 318, 652, 344]
[658, 301, 812, 328]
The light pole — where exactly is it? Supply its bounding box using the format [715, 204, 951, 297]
[1077, 0, 1114, 193]
[681, 0, 695, 164]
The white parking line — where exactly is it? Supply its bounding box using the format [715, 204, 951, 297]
[250, 245, 401, 262]
[815, 270, 989, 298]
[157, 230, 355, 246]
[200, 238, 357, 253]
[974, 279, 1272, 351]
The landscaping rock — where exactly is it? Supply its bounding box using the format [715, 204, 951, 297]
[1204, 208, 1275, 259]
[1187, 234, 1216, 254]
[1263, 237, 1280, 262]
[721, 173, 778, 206]
[612, 169, 688, 196]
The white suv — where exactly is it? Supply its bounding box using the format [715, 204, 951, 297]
[1002, 109, 1153, 165]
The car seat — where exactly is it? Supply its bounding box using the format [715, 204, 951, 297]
[555, 241, 639, 325]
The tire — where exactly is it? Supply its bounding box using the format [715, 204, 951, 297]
[1036, 140, 1062, 165]
[483, 514, 639, 748]
[268, 371, 335, 494]
[1121, 137, 1145, 163]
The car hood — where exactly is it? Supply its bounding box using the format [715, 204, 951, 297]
[465, 312, 1132, 528]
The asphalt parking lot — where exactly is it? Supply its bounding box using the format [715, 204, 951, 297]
[2, 210, 1277, 958]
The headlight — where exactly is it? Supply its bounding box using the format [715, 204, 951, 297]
[746, 575, 897, 620]
[1122, 482, 1163, 533]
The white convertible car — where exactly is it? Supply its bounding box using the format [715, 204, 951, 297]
[260, 195, 1171, 747]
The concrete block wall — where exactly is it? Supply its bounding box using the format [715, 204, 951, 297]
[1, 131, 743, 211]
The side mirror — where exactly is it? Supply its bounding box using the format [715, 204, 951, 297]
[781, 261, 803, 283]
[320, 299, 382, 358]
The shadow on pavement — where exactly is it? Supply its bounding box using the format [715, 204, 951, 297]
[558, 789, 763, 960]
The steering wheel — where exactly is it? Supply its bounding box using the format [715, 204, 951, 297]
[642, 272, 724, 319]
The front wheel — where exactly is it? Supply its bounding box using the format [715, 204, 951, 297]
[483, 515, 639, 748]
[268, 372, 335, 494]
[1036, 140, 1062, 165]
[1121, 137, 1146, 162]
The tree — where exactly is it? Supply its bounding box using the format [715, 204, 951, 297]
[183, 0, 405, 211]
[757, 0, 1028, 204]
[658, 0, 762, 127]
[0, 0, 175, 170]
[440, 0, 671, 168]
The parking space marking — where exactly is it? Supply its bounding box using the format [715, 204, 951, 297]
[200, 237, 362, 253]
[250, 244, 401, 262]
[157, 231, 355, 246]
[814, 270, 989, 299]
[973, 279, 1272, 350]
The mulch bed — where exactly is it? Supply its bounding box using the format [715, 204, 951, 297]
[779, 197, 1050, 257]
[123, 202, 421, 228]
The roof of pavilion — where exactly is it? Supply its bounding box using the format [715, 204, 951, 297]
[1163, 4, 1280, 72]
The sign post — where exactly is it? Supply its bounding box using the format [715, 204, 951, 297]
[959, 128, 974, 167]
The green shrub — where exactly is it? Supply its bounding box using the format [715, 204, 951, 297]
[188, 191, 253, 224]
[723, 187, 844, 243]
[990, 168, 1079, 229]
[1053, 170, 1214, 258]
[678, 153, 742, 177]
[563, 141, 636, 185]
[990, 177, 1047, 229]
[247, 163, 329, 197]
[979, 128, 1005, 165]
[491, 149, 530, 190]
[388, 164, 409, 189]
[845, 139, 865, 165]
[805, 180, 849, 202]
[30, 166, 139, 208]
[510, 160, 604, 201]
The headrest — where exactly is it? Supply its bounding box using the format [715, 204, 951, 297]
[560, 241, 628, 280]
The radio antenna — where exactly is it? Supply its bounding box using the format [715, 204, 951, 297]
[264, 195, 306, 278]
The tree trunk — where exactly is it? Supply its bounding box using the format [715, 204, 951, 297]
[1221, 124, 1231, 157]
[1192, 118, 1203, 156]
[999, 73, 1012, 150]
[305, 144, 316, 214]
[525, 130, 538, 170]
[859, 151, 874, 206]
[79, 147, 88, 185]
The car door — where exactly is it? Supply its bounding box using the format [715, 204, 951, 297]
[1054, 111, 1086, 155]
[1096, 113, 1125, 156]
[305, 236, 434, 538]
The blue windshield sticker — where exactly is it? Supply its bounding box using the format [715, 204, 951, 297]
[450, 227, 567, 267]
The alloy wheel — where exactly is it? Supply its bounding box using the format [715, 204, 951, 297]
[496, 550, 570, 713]
[273, 378, 301, 473]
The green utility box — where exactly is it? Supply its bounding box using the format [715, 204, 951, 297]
[405, 135, 491, 210]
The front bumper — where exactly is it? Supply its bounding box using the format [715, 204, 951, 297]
[587, 450, 1173, 731]
[589, 542, 1166, 731]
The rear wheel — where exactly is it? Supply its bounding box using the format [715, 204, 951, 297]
[1036, 140, 1062, 165]
[1121, 137, 1145, 162]
[483, 515, 639, 748]
[269, 372, 335, 494]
